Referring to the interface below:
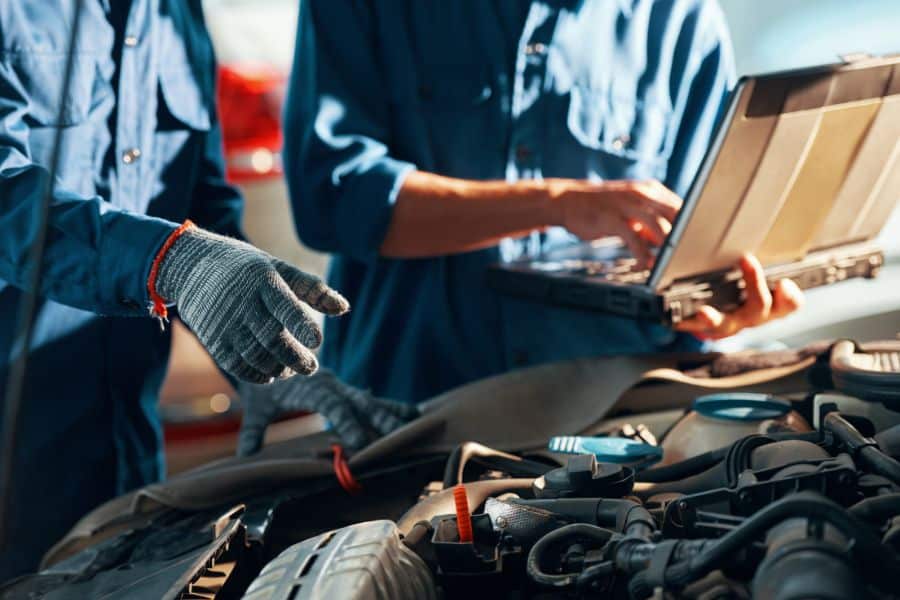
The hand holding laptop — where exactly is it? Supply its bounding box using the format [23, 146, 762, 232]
[673, 253, 804, 339]
[554, 180, 804, 339]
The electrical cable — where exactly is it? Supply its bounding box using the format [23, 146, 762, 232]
[0, 0, 86, 550]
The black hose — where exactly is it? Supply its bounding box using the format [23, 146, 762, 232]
[442, 442, 550, 488]
[849, 493, 900, 523]
[575, 561, 615, 593]
[825, 413, 900, 485]
[875, 423, 900, 459]
[636, 447, 728, 483]
[526, 523, 614, 588]
[669, 492, 898, 592]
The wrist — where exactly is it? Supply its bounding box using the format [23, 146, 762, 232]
[539, 179, 569, 228]
[148, 220, 196, 318]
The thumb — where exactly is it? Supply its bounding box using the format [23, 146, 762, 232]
[237, 420, 267, 457]
[236, 381, 278, 457]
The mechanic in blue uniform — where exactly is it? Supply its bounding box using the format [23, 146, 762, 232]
[0, 0, 415, 580]
[284, 0, 805, 404]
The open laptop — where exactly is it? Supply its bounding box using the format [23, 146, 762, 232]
[488, 54, 900, 325]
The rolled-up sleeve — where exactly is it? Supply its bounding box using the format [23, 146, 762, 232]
[662, 1, 737, 199]
[0, 57, 176, 317]
[282, 0, 416, 263]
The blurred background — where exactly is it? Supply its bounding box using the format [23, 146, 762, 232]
[160, 0, 900, 474]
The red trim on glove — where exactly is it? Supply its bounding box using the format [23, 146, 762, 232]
[147, 220, 196, 320]
[332, 444, 362, 495]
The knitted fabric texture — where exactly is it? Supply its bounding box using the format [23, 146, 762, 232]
[157, 227, 348, 382]
[237, 370, 420, 455]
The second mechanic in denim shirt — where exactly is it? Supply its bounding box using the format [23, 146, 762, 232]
[284, 0, 805, 403]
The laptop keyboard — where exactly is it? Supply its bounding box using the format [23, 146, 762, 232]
[531, 257, 649, 283]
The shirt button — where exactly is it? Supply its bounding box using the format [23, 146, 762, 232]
[611, 134, 631, 151]
[524, 43, 547, 56]
[124, 35, 139, 47]
[515, 144, 532, 162]
[122, 148, 142, 165]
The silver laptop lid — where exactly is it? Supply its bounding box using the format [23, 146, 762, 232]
[650, 55, 900, 291]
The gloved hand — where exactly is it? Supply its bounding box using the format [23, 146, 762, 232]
[155, 225, 348, 383]
[236, 370, 421, 456]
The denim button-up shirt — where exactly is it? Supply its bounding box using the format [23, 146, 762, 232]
[285, 0, 736, 404]
[0, 0, 241, 578]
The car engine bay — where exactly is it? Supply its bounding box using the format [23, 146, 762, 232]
[4, 340, 900, 599]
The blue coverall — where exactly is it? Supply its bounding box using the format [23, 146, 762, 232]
[0, 0, 241, 578]
[284, 0, 737, 403]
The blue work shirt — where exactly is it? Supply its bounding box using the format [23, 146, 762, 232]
[285, 0, 736, 404]
[0, 0, 241, 579]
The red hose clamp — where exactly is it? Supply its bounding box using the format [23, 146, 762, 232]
[331, 444, 362, 495]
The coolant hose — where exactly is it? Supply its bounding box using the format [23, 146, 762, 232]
[825, 413, 900, 485]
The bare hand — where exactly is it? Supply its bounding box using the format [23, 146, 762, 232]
[674, 254, 804, 340]
[549, 179, 683, 266]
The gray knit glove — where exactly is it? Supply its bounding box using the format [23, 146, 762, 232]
[156, 227, 348, 383]
[237, 370, 421, 455]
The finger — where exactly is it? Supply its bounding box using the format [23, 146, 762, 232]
[236, 328, 284, 380]
[256, 327, 319, 376]
[237, 418, 267, 456]
[262, 277, 324, 350]
[617, 219, 654, 267]
[626, 213, 667, 246]
[771, 278, 804, 319]
[217, 346, 272, 384]
[273, 259, 350, 316]
[673, 305, 724, 335]
[370, 397, 422, 421]
[632, 180, 682, 222]
[321, 403, 370, 450]
[368, 408, 414, 437]
[735, 254, 772, 326]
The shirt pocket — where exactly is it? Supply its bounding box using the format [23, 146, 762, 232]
[11, 53, 99, 192]
[157, 65, 212, 132]
[407, 68, 503, 179]
[561, 84, 671, 180]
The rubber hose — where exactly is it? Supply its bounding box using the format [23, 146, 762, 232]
[669, 492, 898, 592]
[849, 493, 900, 523]
[875, 423, 900, 458]
[825, 413, 900, 485]
[526, 523, 614, 588]
[636, 448, 728, 483]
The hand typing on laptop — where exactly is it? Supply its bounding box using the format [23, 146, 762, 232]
[549, 178, 682, 268]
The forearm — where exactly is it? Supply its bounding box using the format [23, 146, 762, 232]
[380, 171, 559, 258]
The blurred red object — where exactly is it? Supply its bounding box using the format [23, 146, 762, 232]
[217, 63, 286, 183]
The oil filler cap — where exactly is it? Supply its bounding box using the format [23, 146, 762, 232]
[533, 454, 635, 499]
